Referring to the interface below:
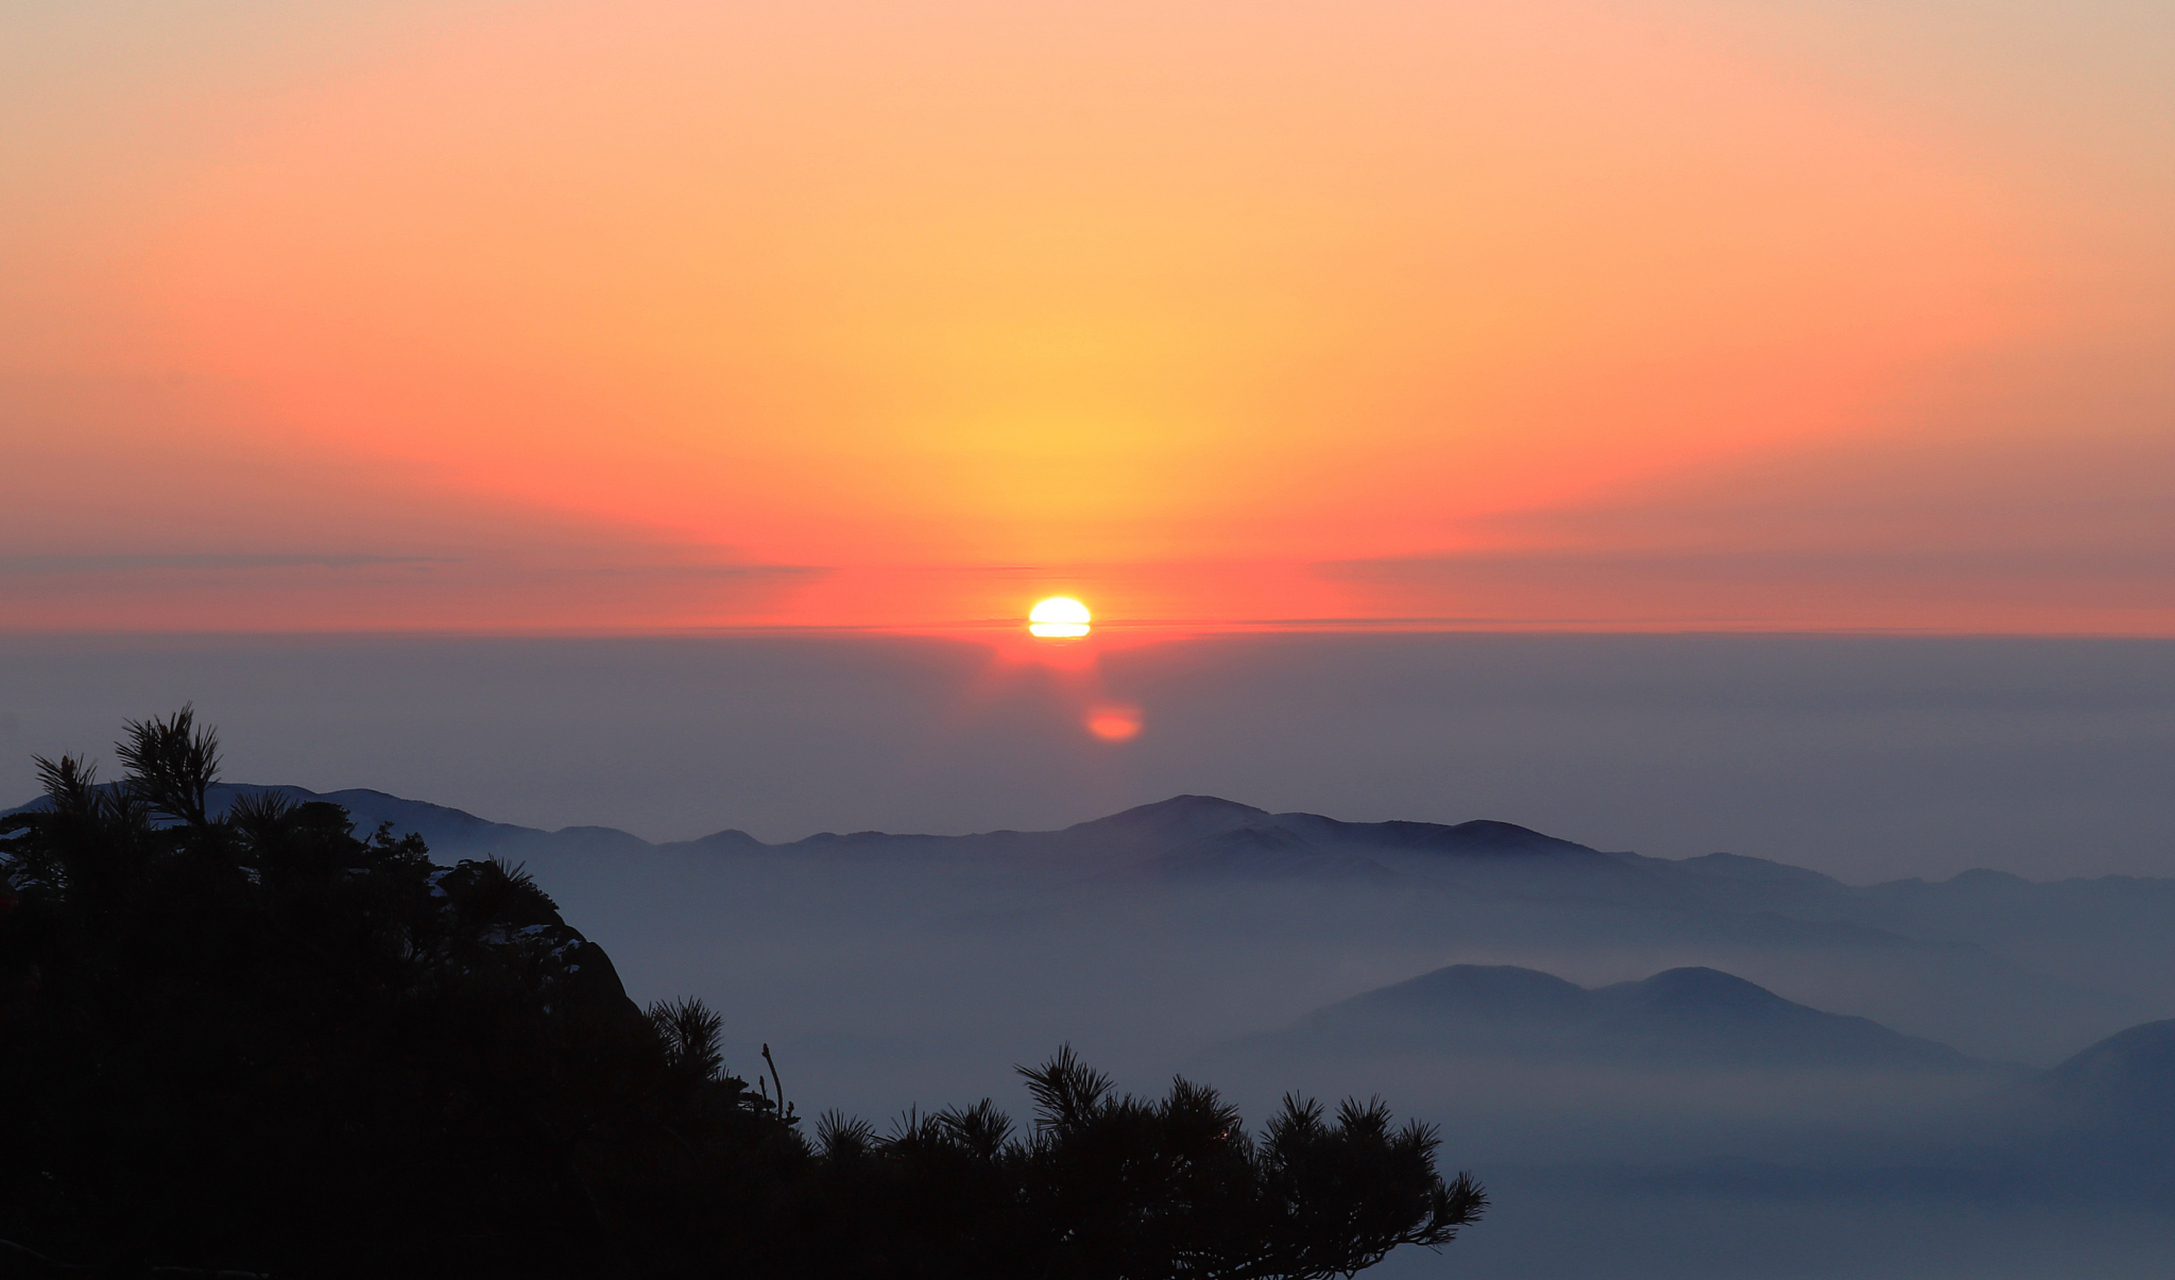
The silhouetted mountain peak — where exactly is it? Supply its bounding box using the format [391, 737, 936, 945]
[1066, 795, 1271, 844]
[1270, 812, 1600, 859]
[1672, 852, 1847, 891]
[1601, 966, 1794, 1014]
[2037, 1019, 2175, 1127]
[1339, 964, 1592, 1023]
[673, 828, 767, 853]
[1422, 819, 1595, 855]
[1275, 961, 1986, 1073]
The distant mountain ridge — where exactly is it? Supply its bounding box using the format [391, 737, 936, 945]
[11, 786, 2171, 943]
[1241, 962, 1998, 1073]
[1, 787, 1628, 870]
[11, 785, 2172, 1065]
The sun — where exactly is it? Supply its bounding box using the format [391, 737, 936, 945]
[1028, 597, 1091, 638]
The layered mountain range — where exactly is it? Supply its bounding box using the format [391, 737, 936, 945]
[10, 783, 2171, 1078]
[12, 780, 2174, 1276]
[43, 784, 2157, 1063]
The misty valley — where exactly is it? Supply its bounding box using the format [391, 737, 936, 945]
[49, 774, 2167, 1278]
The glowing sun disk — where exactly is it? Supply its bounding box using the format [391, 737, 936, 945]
[1028, 597, 1091, 638]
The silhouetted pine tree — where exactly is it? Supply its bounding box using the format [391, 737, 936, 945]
[795, 1047, 1483, 1279]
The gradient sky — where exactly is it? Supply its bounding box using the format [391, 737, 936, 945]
[4, 0, 2172, 633]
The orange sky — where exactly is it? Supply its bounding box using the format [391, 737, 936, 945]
[4, 0, 2171, 634]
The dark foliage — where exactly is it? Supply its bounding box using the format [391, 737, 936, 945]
[0, 712, 1481, 1279]
[801, 1048, 1484, 1280]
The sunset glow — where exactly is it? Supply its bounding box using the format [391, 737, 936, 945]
[4, 2, 2172, 635]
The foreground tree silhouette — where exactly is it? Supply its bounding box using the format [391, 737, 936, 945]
[804, 1049, 1482, 1280]
[0, 711, 1482, 1279]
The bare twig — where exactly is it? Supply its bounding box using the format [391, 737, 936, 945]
[762, 1041, 788, 1118]
[0, 1236, 271, 1278]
